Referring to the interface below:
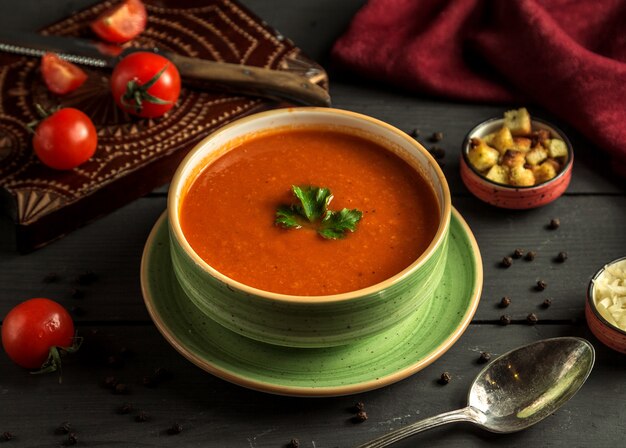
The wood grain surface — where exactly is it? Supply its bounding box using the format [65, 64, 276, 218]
[0, 1, 625, 447]
[0, 0, 329, 252]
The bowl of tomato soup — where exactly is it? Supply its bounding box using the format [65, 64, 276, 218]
[168, 108, 451, 348]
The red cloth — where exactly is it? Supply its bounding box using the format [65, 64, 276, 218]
[332, 0, 626, 176]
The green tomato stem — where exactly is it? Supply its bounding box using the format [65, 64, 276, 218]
[30, 334, 83, 384]
[120, 63, 173, 114]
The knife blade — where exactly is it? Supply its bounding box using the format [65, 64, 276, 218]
[0, 31, 331, 107]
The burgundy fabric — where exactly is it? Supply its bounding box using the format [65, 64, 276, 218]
[332, 0, 626, 176]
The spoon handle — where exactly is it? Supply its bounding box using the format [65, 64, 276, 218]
[355, 407, 477, 448]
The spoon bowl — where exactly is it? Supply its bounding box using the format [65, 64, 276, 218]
[357, 337, 595, 447]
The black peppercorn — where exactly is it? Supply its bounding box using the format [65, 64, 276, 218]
[556, 251, 568, 263]
[135, 411, 149, 422]
[500, 314, 512, 326]
[63, 433, 78, 446]
[287, 439, 300, 448]
[478, 352, 491, 363]
[429, 131, 444, 142]
[54, 422, 72, 435]
[536, 280, 547, 291]
[525, 251, 536, 261]
[167, 423, 183, 435]
[143, 367, 173, 388]
[501, 256, 513, 268]
[43, 272, 60, 283]
[499, 296, 512, 308]
[76, 270, 98, 285]
[527, 313, 539, 325]
[113, 383, 130, 395]
[2, 432, 14, 441]
[153, 367, 173, 381]
[117, 403, 133, 415]
[548, 218, 560, 230]
[409, 128, 420, 139]
[512, 248, 524, 259]
[541, 298, 553, 308]
[103, 376, 117, 389]
[438, 372, 451, 385]
[71, 288, 85, 300]
[70, 305, 85, 317]
[353, 411, 368, 422]
[353, 401, 366, 413]
[430, 146, 446, 159]
[107, 355, 124, 368]
[142, 375, 158, 388]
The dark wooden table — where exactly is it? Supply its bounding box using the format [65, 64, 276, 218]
[1, 1, 625, 447]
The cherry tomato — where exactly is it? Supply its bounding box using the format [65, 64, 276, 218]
[2, 298, 75, 369]
[40, 53, 88, 95]
[33, 108, 98, 170]
[90, 0, 147, 44]
[110, 52, 181, 118]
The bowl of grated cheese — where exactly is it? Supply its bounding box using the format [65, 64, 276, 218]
[586, 256, 626, 354]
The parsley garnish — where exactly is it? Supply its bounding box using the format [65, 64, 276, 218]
[275, 185, 363, 239]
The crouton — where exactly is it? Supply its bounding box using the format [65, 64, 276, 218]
[546, 138, 568, 159]
[509, 165, 535, 186]
[491, 126, 515, 154]
[525, 146, 548, 166]
[501, 149, 526, 168]
[467, 140, 499, 171]
[533, 161, 558, 184]
[504, 107, 532, 136]
[513, 137, 532, 152]
[543, 158, 561, 172]
[482, 132, 496, 146]
[485, 164, 509, 185]
[531, 129, 551, 148]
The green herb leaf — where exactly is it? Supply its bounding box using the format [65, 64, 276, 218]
[275, 205, 302, 229]
[275, 185, 362, 239]
[319, 208, 363, 239]
[291, 185, 333, 222]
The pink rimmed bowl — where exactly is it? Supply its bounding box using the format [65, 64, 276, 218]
[586, 256, 626, 354]
[460, 117, 573, 209]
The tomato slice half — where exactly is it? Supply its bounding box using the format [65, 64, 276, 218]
[40, 53, 88, 95]
[90, 0, 147, 44]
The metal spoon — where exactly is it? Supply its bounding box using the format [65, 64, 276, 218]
[357, 337, 595, 448]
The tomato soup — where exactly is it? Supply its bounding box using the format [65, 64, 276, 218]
[179, 127, 439, 296]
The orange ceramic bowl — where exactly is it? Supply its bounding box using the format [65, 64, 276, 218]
[460, 117, 573, 209]
[586, 256, 626, 354]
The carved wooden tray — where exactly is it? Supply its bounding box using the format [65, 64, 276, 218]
[0, 0, 328, 252]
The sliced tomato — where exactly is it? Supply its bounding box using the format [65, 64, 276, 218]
[90, 0, 147, 44]
[40, 53, 88, 95]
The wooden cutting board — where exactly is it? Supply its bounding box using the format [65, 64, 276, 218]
[0, 0, 328, 252]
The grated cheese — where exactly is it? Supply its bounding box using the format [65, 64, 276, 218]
[593, 259, 626, 330]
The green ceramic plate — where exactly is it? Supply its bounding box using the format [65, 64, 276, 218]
[140, 208, 482, 397]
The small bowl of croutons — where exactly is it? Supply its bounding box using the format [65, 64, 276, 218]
[460, 107, 573, 209]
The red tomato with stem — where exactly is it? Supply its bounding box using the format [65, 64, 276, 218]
[110, 52, 181, 118]
[2, 298, 76, 370]
[33, 108, 98, 170]
[41, 53, 88, 95]
[90, 0, 147, 44]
